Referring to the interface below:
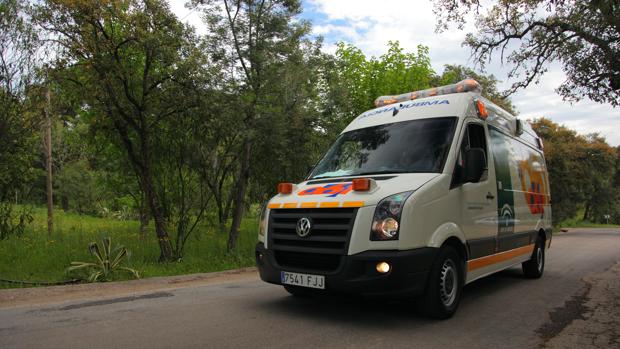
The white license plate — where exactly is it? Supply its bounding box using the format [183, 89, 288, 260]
[280, 271, 325, 289]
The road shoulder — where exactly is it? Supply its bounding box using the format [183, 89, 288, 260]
[0, 267, 258, 309]
[543, 260, 620, 348]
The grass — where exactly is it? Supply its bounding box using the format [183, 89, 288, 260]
[3, 206, 618, 289]
[556, 208, 620, 230]
[557, 218, 620, 229]
[0, 206, 258, 288]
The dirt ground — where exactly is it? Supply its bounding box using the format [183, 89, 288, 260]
[543, 260, 620, 348]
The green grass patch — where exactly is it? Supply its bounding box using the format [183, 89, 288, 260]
[556, 208, 620, 229]
[0, 206, 258, 288]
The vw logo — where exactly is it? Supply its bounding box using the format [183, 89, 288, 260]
[296, 217, 312, 237]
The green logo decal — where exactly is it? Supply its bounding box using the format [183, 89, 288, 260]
[490, 129, 515, 235]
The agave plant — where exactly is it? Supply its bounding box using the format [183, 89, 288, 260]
[68, 237, 140, 282]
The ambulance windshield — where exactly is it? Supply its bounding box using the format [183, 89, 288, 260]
[309, 117, 457, 179]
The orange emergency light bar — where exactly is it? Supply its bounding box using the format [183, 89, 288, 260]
[374, 79, 482, 107]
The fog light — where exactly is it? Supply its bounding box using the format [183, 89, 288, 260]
[376, 261, 391, 274]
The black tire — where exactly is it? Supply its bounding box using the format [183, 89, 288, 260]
[522, 237, 545, 278]
[419, 246, 464, 319]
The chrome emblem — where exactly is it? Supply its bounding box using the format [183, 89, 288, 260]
[296, 217, 312, 237]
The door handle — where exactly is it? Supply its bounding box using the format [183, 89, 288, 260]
[486, 193, 495, 200]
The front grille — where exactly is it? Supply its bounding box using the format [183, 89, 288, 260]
[268, 208, 358, 272]
[274, 251, 341, 272]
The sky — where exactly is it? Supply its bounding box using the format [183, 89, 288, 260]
[169, 0, 620, 146]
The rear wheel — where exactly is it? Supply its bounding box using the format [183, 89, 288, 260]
[522, 237, 545, 278]
[420, 246, 463, 319]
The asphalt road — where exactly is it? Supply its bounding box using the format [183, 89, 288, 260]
[1, 228, 619, 349]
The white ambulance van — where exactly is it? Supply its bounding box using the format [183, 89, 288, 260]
[255, 79, 552, 319]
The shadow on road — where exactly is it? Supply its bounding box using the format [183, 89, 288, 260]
[252, 267, 527, 328]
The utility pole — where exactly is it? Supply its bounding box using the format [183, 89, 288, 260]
[44, 83, 53, 236]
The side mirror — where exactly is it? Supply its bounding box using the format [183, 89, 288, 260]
[464, 148, 486, 183]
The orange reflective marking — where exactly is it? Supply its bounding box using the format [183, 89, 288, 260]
[319, 202, 340, 208]
[467, 244, 534, 271]
[272, 201, 360, 209]
[342, 201, 364, 207]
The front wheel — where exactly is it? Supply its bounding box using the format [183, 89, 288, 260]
[419, 246, 464, 319]
[522, 237, 545, 278]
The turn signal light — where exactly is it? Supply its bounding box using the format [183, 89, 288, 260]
[352, 178, 371, 191]
[277, 182, 293, 194]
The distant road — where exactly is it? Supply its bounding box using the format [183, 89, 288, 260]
[1, 228, 619, 349]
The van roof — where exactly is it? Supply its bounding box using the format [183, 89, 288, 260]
[343, 92, 473, 133]
[344, 81, 541, 150]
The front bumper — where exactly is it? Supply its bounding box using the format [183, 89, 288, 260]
[255, 243, 438, 297]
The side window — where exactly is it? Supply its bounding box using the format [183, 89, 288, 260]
[452, 123, 488, 187]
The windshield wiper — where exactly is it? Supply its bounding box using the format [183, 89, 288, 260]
[310, 170, 406, 180]
[350, 170, 407, 176]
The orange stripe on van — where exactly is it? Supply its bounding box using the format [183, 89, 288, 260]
[467, 244, 534, 271]
[342, 201, 364, 208]
[272, 202, 358, 209]
[319, 202, 340, 208]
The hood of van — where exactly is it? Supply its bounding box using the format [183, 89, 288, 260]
[267, 173, 438, 209]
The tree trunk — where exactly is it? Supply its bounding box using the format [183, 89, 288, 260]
[140, 167, 174, 261]
[583, 201, 591, 221]
[61, 196, 69, 212]
[44, 86, 53, 236]
[221, 183, 236, 231]
[139, 195, 149, 239]
[227, 137, 252, 252]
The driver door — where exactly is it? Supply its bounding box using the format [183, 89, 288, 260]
[452, 122, 498, 259]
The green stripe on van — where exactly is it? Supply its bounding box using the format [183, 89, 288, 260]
[489, 128, 515, 235]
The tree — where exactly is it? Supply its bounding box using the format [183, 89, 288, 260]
[37, 0, 214, 261]
[194, 0, 312, 251]
[579, 134, 617, 222]
[0, 0, 40, 237]
[434, 0, 620, 105]
[320, 41, 435, 138]
[530, 118, 617, 224]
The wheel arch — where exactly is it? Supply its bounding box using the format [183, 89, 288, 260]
[428, 222, 467, 250]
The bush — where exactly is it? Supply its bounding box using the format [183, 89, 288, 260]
[0, 203, 33, 240]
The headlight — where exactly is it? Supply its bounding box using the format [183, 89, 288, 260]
[370, 191, 413, 241]
[258, 202, 268, 240]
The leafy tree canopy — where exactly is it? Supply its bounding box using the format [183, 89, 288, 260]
[434, 0, 620, 106]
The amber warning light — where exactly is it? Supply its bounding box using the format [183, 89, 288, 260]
[475, 100, 488, 120]
[352, 178, 371, 192]
[277, 182, 293, 195]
